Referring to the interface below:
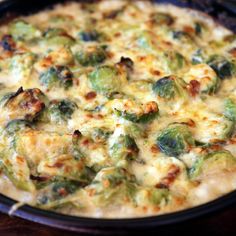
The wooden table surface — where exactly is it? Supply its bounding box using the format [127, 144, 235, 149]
[0, 204, 236, 236]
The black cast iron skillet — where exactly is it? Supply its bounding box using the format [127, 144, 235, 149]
[0, 0, 235, 234]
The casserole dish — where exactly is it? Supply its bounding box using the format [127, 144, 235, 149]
[0, 0, 235, 234]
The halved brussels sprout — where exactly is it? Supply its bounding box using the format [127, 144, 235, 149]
[90, 128, 112, 143]
[224, 98, 236, 122]
[115, 101, 159, 124]
[189, 150, 236, 180]
[164, 51, 186, 72]
[152, 76, 186, 99]
[109, 135, 139, 167]
[76, 46, 107, 67]
[39, 66, 73, 89]
[184, 64, 220, 94]
[43, 28, 75, 46]
[86, 167, 136, 206]
[37, 179, 82, 209]
[0, 149, 35, 192]
[78, 30, 100, 42]
[156, 123, 195, 157]
[151, 12, 174, 25]
[37, 154, 89, 183]
[5, 119, 33, 135]
[9, 20, 41, 41]
[207, 55, 235, 79]
[0, 87, 46, 121]
[43, 99, 77, 124]
[89, 65, 121, 95]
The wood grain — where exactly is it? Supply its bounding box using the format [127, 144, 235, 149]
[0, 204, 236, 236]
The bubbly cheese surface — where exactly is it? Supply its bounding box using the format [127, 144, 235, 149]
[0, 0, 235, 218]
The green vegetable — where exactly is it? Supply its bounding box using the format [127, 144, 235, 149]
[115, 101, 159, 124]
[151, 12, 174, 25]
[78, 30, 100, 42]
[9, 20, 41, 41]
[207, 55, 235, 79]
[5, 119, 33, 135]
[224, 98, 236, 122]
[90, 128, 112, 143]
[45, 99, 77, 123]
[0, 149, 35, 192]
[152, 76, 186, 99]
[76, 46, 106, 66]
[39, 66, 73, 89]
[192, 49, 205, 65]
[164, 51, 186, 72]
[86, 167, 137, 206]
[0, 87, 46, 121]
[189, 150, 236, 180]
[156, 123, 195, 157]
[89, 65, 121, 95]
[43, 28, 75, 46]
[109, 135, 139, 167]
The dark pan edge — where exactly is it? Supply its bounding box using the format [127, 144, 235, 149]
[0, 0, 235, 234]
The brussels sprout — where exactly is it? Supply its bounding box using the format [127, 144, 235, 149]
[76, 46, 106, 67]
[156, 123, 195, 157]
[86, 167, 136, 206]
[43, 28, 75, 46]
[172, 31, 195, 44]
[207, 55, 235, 79]
[135, 187, 169, 207]
[224, 98, 236, 122]
[39, 66, 73, 89]
[189, 150, 236, 180]
[90, 128, 112, 143]
[78, 30, 100, 42]
[5, 119, 33, 135]
[109, 135, 139, 166]
[0, 35, 16, 52]
[115, 101, 159, 124]
[37, 154, 89, 183]
[0, 149, 35, 191]
[37, 180, 82, 208]
[9, 20, 41, 41]
[151, 12, 174, 25]
[152, 76, 186, 99]
[191, 49, 205, 65]
[44, 99, 77, 123]
[89, 65, 121, 95]
[184, 64, 220, 94]
[164, 51, 186, 72]
[0, 87, 46, 121]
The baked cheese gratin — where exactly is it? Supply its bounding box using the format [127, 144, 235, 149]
[0, 0, 235, 218]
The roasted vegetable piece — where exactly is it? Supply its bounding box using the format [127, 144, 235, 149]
[151, 12, 174, 25]
[76, 46, 106, 66]
[224, 98, 236, 122]
[0, 87, 46, 121]
[89, 65, 121, 95]
[189, 150, 236, 180]
[152, 76, 186, 99]
[9, 20, 41, 41]
[39, 66, 73, 89]
[191, 49, 205, 65]
[37, 180, 82, 208]
[184, 64, 220, 94]
[43, 28, 75, 46]
[78, 30, 100, 42]
[164, 51, 186, 72]
[156, 123, 195, 157]
[5, 119, 33, 135]
[86, 167, 136, 206]
[109, 135, 139, 166]
[207, 55, 235, 79]
[45, 99, 77, 123]
[90, 128, 112, 143]
[0, 149, 35, 191]
[115, 101, 159, 124]
[172, 31, 195, 44]
[135, 186, 169, 207]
